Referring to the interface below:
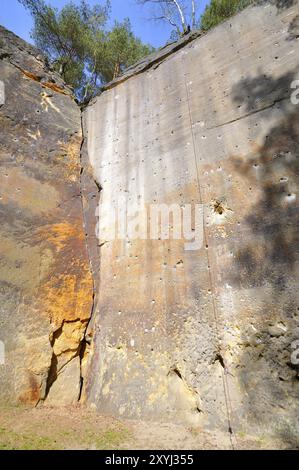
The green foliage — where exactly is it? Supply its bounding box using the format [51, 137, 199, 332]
[200, 0, 254, 31]
[0, 427, 58, 450]
[0, 425, 131, 450]
[18, 0, 154, 101]
[101, 19, 153, 83]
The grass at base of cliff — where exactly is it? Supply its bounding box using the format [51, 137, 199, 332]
[0, 405, 131, 450]
[0, 427, 130, 451]
[0, 428, 57, 450]
[0, 404, 293, 450]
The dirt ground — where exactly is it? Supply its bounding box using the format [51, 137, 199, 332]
[0, 404, 291, 450]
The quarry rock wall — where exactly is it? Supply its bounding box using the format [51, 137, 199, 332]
[0, 26, 93, 405]
[83, 2, 299, 441]
[0, 1, 298, 445]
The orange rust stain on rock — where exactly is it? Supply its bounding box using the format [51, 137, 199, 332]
[39, 222, 85, 251]
[22, 70, 40, 83]
[37, 221, 93, 327]
[42, 268, 93, 327]
[42, 81, 68, 95]
[22, 69, 68, 95]
[18, 373, 41, 404]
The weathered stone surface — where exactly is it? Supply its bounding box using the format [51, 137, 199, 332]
[0, 26, 93, 405]
[83, 1, 299, 444]
[46, 356, 81, 406]
[0, 0, 298, 447]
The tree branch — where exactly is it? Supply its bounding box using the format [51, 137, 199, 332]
[172, 0, 187, 32]
[191, 0, 196, 29]
[152, 15, 181, 34]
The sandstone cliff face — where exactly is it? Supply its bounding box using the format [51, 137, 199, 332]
[83, 1, 299, 443]
[0, 26, 93, 405]
[0, 1, 299, 446]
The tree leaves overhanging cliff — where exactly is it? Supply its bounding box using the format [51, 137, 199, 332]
[18, 0, 154, 102]
[200, 0, 293, 32]
[200, 0, 254, 31]
[133, 1, 275, 41]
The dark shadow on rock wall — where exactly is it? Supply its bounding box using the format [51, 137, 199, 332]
[266, 1, 299, 41]
[258, 0, 296, 9]
[229, 68, 299, 446]
[271, 0, 295, 8]
[260, 1, 299, 40]
[287, 14, 299, 40]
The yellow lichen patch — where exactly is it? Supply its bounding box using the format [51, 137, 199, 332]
[37, 218, 93, 326]
[58, 136, 82, 181]
[38, 222, 85, 252]
[42, 263, 93, 326]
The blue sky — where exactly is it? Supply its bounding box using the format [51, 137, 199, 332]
[0, 0, 210, 49]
